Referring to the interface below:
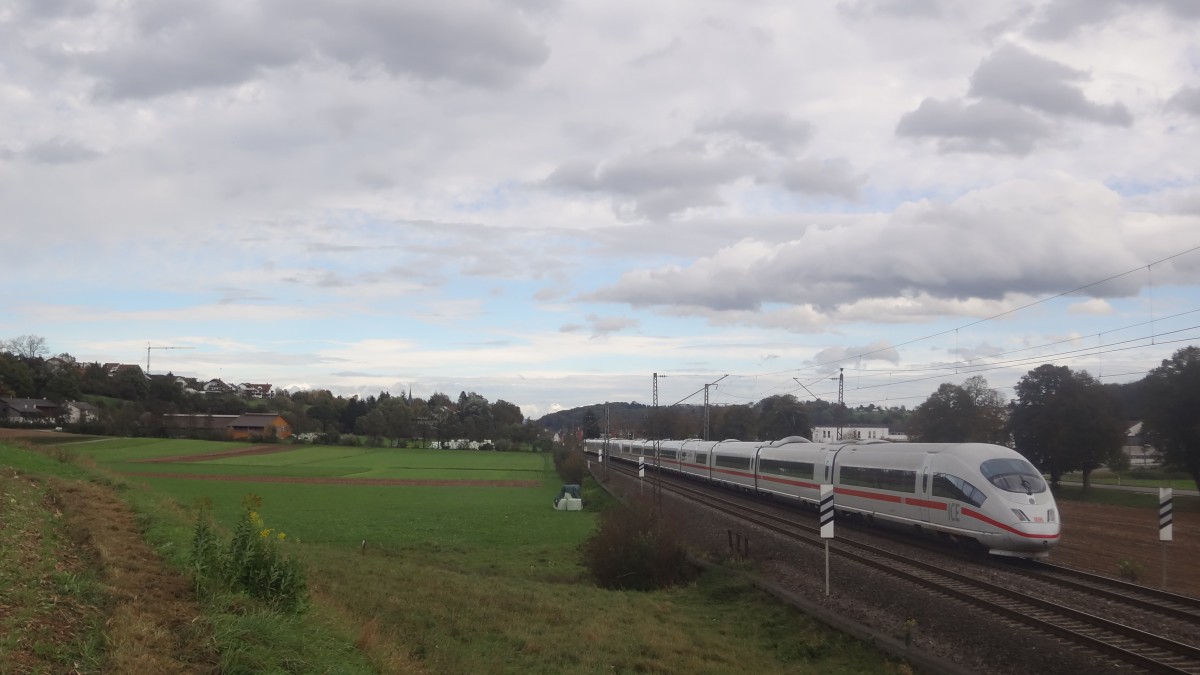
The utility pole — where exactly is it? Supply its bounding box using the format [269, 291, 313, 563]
[836, 368, 845, 441]
[146, 343, 194, 376]
[652, 373, 666, 507]
[703, 374, 728, 441]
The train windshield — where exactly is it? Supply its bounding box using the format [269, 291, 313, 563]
[980, 458, 1047, 494]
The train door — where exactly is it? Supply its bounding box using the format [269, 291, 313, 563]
[918, 459, 933, 523]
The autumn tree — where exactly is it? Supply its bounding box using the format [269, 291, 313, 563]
[1140, 346, 1200, 490]
[1009, 364, 1125, 490]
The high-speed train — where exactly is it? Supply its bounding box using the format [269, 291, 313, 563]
[584, 436, 1060, 558]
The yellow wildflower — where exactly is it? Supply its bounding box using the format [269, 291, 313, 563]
[260, 528, 273, 538]
[276, 532, 286, 542]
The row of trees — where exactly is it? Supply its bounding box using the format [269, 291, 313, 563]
[906, 347, 1200, 491]
[0, 336, 552, 450]
[568, 397, 909, 444]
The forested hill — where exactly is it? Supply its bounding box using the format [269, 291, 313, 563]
[536, 402, 659, 435]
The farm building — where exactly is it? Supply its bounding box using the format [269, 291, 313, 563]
[162, 412, 292, 440]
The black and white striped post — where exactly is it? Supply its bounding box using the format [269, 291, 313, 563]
[820, 484, 834, 596]
[638, 456, 645, 494]
[1160, 487, 1173, 587]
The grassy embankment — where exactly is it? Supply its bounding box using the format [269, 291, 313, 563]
[3, 435, 913, 674]
[1054, 466, 1199, 511]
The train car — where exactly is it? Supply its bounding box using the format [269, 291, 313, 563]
[585, 435, 1059, 558]
[678, 439, 717, 481]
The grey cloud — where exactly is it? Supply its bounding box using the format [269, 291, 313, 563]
[896, 97, 1049, 155]
[586, 314, 638, 337]
[810, 341, 900, 370]
[544, 141, 761, 220]
[696, 111, 815, 155]
[72, 0, 548, 99]
[13, 0, 96, 19]
[777, 158, 865, 199]
[584, 177, 1143, 317]
[969, 45, 1131, 126]
[1166, 87, 1200, 117]
[837, 0, 947, 20]
[1027, 0, 1200, 40]
[25, 137, 102, 164]
[558, 323, 583, 333]
[897, 45, 1130, 155]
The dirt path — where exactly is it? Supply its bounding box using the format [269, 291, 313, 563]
[55, 478, 219, 673]
[124, 471, 541, 487]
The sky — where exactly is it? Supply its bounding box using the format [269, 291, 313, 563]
[2, 0, 1200, 421]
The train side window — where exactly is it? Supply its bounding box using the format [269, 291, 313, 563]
[759, 459, 815, 480]
[932, 473, 987, 508]
[714, 455, 751, 470]
[696, 453, 708, 465]
[840, 465, 916, 494]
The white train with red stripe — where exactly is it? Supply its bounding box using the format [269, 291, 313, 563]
[585, 436, 1060, 558]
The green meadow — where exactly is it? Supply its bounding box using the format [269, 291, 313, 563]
[2, 437, 910, 674]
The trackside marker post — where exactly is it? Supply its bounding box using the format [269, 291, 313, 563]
[1160, 487, 1173, 587]
[820, 484, 834, 596]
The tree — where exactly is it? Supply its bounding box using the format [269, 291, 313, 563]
[755, 394, 810, 441]
[711, 404, 755, 441]
[2, 335, 48, 360]
[907, 376, 1006, 443]
[0, 353, 36, 397]
[581, 410, 602, 439]
[1009, 364, 1125, 490]
[1140, 346, 1200, 490]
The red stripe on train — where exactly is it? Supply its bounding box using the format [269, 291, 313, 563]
[834, 487, 903, 504]
[962, 508, 1060, 540]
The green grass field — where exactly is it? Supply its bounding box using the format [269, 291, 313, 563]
[2, 436, 912, 674]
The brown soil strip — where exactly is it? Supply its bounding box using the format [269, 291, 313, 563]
[135, 444, 297, 464]
[54, 478, 220, 674]
[123, 472, 541, 488]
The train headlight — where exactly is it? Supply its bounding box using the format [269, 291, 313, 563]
[1011, 509, 1032, 522]
[1047, 509, 1056, 523]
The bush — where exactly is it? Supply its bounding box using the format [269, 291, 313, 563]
[190, 494, 308, 613]
[553, 447, 587, 484]
[581, 497, 694, 590]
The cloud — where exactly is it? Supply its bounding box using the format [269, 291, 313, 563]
[1067, 298, 1115, 315]
[696, 111, 815, 155]
[66, 0, 549, 99]
[1026, 0, 1200, 41]
[543, 140, 761, 220]
[584, 177, 1162, 322]
[1166, 87, 1200, 117]
[24, 137, 102, 164]
[777, 157, 866, 199]
[809, 341, 901, 372]
[968, 45, 1131, 126]
[897, 44, 1131, 154]
[585, 314, 639, 337]
[837, 0, 949, 20]
[902, 97, 1051, 155]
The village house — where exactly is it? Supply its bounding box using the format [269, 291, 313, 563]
[0, 398, 63, 424]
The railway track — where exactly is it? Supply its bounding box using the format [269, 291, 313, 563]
[603, 459, 1200, 674]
